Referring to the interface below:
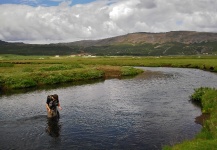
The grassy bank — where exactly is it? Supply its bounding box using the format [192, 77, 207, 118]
[1, 55, 217, 90]
[164, 87, 217, 150]
[1, 55, 217, 72]
[0, 61, 143, 90]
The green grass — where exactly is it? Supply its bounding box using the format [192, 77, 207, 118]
[121, 66, 144, 76]
[2, 55, 217, 71]
[0, 56, 145, 90]
[0, 55, 217, 90]
[164, 87, 217, 150]
[2, 68, 104, 89]
[0, 54, 50, 60]
[0, 62, 14, 67]
[0, 66, 104, 89]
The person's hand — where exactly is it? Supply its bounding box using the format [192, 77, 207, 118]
[58, 106, 62, 110]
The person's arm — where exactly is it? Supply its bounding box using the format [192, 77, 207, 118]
[46, 103, 51, 112]
[46, 97, 51, 112]
[58, 103, 62, 110]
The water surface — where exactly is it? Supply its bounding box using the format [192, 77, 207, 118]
[0, 67, 217, 150]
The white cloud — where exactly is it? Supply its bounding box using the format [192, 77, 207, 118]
[0, 0, 217, 43]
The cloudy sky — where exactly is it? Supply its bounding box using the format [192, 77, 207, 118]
[0, 0, 217, 44]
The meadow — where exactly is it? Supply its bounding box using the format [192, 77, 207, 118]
[0, 55, 146, 90]
[0, 54, 217, 90]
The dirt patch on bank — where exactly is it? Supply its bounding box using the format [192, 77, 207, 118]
[195, 113, 210, 126]
[97, 66, 122, 79]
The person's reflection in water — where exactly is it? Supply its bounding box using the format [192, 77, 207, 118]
[46, 116, 61, 137]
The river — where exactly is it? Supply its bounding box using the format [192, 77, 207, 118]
[0, 67, 217, 150]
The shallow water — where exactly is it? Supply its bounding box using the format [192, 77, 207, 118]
[0, 67, 217, 150]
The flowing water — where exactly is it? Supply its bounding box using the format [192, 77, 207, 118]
[0, 67, 217, 150]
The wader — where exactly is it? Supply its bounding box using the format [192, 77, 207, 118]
[47, 108, 59, 118]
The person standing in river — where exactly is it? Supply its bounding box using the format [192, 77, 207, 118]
[46, 94, 62, 118]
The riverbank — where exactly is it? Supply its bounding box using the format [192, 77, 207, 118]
[164, 87, 217, 150]
[0, 63, 143, 91]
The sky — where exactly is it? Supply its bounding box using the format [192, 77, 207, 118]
[0, 0, 217, 44]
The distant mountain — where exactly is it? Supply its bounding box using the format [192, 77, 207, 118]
[0, 40, 9, 45]
[70, 31, 217, 46]
[1, 31, 217, 56]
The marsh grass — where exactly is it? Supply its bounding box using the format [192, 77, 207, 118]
[164, 87, 217, 150]
[121, 66, 144, 76]
[1, 67, 104, 89]
[190, 87, 211, 102]
[0, 62, 14, 67]
[0, 58, 143, 90]
[22, 67, 34, 72]
[0, 55, 217, 90]
[40, 63, 83, 71]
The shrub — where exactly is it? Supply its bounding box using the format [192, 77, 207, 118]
[121, 66, 144, 76]
[201, 89, 217, 113]
[190, 87, 211, 102]
[4, 76, 37, 89]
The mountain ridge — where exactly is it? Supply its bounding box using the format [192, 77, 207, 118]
[64, 31, 217, 47]
[1, 31, 217, 56]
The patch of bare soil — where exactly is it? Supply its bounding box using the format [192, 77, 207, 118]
[97, 66, 121, 79]
[195, 113, 210, 126]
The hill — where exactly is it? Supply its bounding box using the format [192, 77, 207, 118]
[1, 31, 217, 56]
[68, 31, 217, 46]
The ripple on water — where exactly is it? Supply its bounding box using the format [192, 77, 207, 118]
[1, 67, 217, 150]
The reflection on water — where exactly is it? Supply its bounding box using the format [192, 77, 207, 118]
[46, 117, 61, 137]
[0, 67, 217, 150]
[0, 79, 104, 96]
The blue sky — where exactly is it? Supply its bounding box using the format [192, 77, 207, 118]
[0, 0, 217, 44]
[0, 0, 96, 6]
